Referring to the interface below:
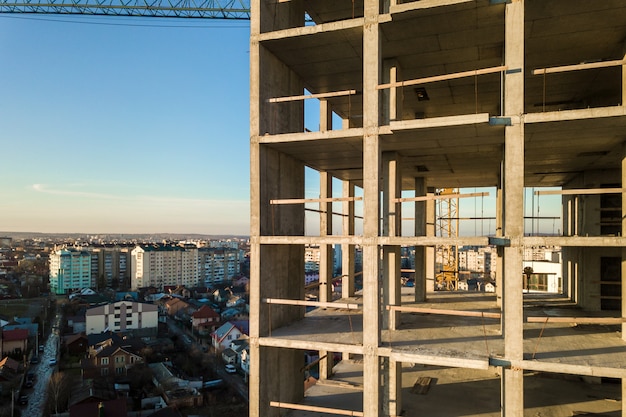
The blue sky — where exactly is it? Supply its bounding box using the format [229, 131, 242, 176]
[0, 14, 563, 237]
[0, 14, 252, 235]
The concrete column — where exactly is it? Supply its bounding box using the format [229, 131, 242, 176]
[622, 52, 626, 106]
[250, 1, 306, 416]
[381, 149, 403, 417]
[382, 152, 401, 330]
[342, 180, 356, 299]
[319, 171, 334, 380]
[621, 142, 626, 342]
[319, 172, 333, 304]
[362, 0, 382, 414]
[320, 98, 333, 132]
[382, 59, 403, 124]
[496, 185, 503, 309]
[426, 190, 436, 294]
[383, 359, 402, 417]
[501, 1, 525, 416]
[341, 180, 356, 364]
[415, 178, 427, 302]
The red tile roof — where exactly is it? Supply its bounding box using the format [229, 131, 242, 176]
[2, 329, 28, 341]
[192, 305, 219, 319]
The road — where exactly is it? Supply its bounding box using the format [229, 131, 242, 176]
[165, 318, 248, 402]
[19, 310, 61, 417]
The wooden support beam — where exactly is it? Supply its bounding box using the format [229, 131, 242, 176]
[304, 282, 322, 290]
[533, 59, 625, 75]
[270, 401, 364, 416]
[526, 316, 625, 324]
[271, 196, 363, 205]
[394, 191, 489, 203]
[534, 188, 623, 196]
[300, 354, 328, 372]
[268, 89, 358, 103]
[378, 66, 507, 90]
[387, 305, 501, 319]
[264, 298, 361, 310]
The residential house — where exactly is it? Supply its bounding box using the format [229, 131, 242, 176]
[211, 321, 245, 352]
[81, 341, 143, 379]
[69, 378, 117, 407]
[163, 298, 191, 318]
[3, 317, 38, 338]
[63, 333, 89, 356]
[212, 288, 230, 304]
[69, 398, 127, 417]
[145, 406, 184, 417]
[0, 356, 20, 386]
[0, 329, 28, 356]
[148, 362, 203, 408]
[85, 301, 158, 337]
[115, 292, 138, 302]
[67, 315, 86, 334]
[240, 345, 250, 377]
[221, 338, 248, 366]
[220, 307, 244, 322]
[225, 296, 246, 308]
[191, 306, 220, 335]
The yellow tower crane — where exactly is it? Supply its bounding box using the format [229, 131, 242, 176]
[435, 188, 459, 290]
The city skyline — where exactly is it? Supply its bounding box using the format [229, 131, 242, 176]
[0, 15, 251, 235]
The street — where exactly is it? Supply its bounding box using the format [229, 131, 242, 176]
[19, 310, 61, 417]
[165, 317, 248, 402]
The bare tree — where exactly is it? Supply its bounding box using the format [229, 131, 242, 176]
[48, 371, 70, 414]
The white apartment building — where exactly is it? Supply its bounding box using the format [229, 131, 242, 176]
[304, 244, 321, 272]
[85, 301, 158, 337]
[49, 248, 92, 295]
[198, 247, 241, 286]
[130, 244, 199, 290]
[457, 246, 497, 279]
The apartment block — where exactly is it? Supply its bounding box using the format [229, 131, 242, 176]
[49, 247, 92, 295]
[85, 301, 158, 337]
[130, 244, 199, 290]
[197, 246, 241, 286]
[250, 1, 626, 417]
[90, 245, 132, 290]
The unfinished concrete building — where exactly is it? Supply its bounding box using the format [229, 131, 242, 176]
[250, 1, 626, 416]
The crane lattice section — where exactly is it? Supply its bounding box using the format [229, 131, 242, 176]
[0, 0, 250, 19]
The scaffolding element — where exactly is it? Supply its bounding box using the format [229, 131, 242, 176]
[435, 188, 459, 291]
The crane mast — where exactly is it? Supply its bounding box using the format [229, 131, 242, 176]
[436, 188, 459, 291]
[0, 0, 250, 19]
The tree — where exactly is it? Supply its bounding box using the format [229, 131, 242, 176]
[47, 371, 70, 414]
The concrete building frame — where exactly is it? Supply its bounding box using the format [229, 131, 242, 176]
[250, 1, 626, 416]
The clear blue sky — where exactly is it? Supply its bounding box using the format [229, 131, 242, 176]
[0, 14, 251, 235]
[0, 14, 563, 237]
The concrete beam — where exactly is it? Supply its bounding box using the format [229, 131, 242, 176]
[257, 128, 364, 144]
[260, 337, 364, 355]
[389, 113, 490, 130]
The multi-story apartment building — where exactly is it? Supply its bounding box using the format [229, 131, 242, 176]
[49, 247, 92, 295]
[130, 244, 199, 290]
[85, 301, 158, 337]
[90, 245, 132, 290]
[304, 244, 320, 272]
[197, 247, 241, 286]
[249, 2, 626, 417]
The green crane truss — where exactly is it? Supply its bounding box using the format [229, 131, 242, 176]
[0, 0, 250, 19]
